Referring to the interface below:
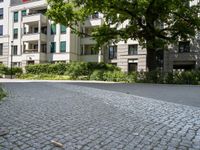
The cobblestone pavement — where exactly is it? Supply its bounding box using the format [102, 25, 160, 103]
[0, 83, 200, 150]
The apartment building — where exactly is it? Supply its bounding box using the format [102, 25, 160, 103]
[0, 0, 10, 66]
[163, 0, 200, 72]
[9, 0, 81, 67]
[1, 0, 200, 73]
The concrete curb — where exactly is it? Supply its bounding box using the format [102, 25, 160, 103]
[0, 78, 119, 84]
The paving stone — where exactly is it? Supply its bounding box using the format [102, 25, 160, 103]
[1, 83, 200, 149]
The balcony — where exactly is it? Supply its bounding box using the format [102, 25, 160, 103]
[22, 33, 47, 42]
[80, 54, 103, 62]
[81, 37, 96, 45]
[22, 13, 47, 24]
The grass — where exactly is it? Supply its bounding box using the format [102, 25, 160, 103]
[0, 87, 6, 100]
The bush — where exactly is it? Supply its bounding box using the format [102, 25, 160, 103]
[65, 62, 89, 79]
[173, 71, 199, 85]
[18, 73, 71, 80]
[0, 64, 22, 76]
[103, 71, 128, 82]
[0, 87, 6, 100]
[90, 70, 105, 81]
[25, 63, 67, 75]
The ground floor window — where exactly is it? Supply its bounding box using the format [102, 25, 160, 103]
[128, 63, 138, 73]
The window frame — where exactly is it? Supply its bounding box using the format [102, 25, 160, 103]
[14, 11, 18, 22]
[60, 41, 66, 53]
[109, 45, 117, 59]
[50, 42, 56, 53]
[128, 44, 138, 55]
[0, 43, 3, 55]
[179, 41, 190, 53]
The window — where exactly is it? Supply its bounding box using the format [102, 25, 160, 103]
[14, 12, 18, 22]
[0, 25, 3, 36]
[51, 24, 56, 35]
[0, 8, 3, 19]
[60, 41, 66, 52]
[91, 12, 99, 19]
[51, 42, 56, 53]
[21, 10, 26, 16]
[0, 43, 3, 55]
[13, 46, 18, 55]
[128, 44, 138, 55]
[60, 25, 66, 34]
[13, 28, 18, 39]
[109, 46, 117, 59]
[179, 41, 190, 53]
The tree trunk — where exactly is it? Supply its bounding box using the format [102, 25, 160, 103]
[146, 39, 157, 72]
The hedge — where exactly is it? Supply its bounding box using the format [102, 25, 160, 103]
[0, 64, 22, 76]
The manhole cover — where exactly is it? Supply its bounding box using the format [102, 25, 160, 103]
[0, 127, 9, 136]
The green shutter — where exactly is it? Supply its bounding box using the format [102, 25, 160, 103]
[60, 25, 66, 34]
[51, 24, 56, 35]
[22, 10, 26, 16]
[13, 28, 18, 39]
[14, 12, 18, 22]
[51, 42, 56, 53]
[60, 41, 66, 52]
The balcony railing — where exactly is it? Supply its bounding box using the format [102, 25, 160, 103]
[23, 49, 47, 53]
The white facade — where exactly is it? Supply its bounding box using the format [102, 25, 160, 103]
[0, 0, 10, 65]
[1, 0, 200, 72]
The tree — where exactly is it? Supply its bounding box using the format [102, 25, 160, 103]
[46, 0, 200, 71]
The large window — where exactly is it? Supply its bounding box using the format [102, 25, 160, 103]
[0, 25, 3, 36]
[109, 46, 117, 59]
[13, 46, 18, 55]
[51, 42, 56, 53]
[0, 8, 3, 19]
[60, 25, 66, 34]
[179, 41, 190, 53]
[0, 43, 3, 55]
[128, 44, 138, 55]
[14, 12, 18, 22]
[13, 28, 18, 39]
[60, 41, 66, 52]
[51, 24, 56, 35]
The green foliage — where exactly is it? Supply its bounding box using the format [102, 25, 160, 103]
[25, 63, 67, 75]
[0, 87, 6, 100]
[65, 62, 90, 79]
[47, 0, 200, 71]
[90, 70, 105, 81]
[137, 70, 200, 85]
[0, 64, 22, 76]
[18, 74, 71, 80]
[103, 71, 128, 82]
[65, 62, 121, 79]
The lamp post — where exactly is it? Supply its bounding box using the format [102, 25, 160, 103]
[10, 41, 13, 79]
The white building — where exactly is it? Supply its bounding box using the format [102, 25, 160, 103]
[0, 0, 200, 73]
[0, 0, 10, 66]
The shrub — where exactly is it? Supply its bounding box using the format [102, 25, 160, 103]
[25, 63, 67, 75]
[165, 72, 174, 84]
[103, 71, 128, 82]
[90, 70, 105, 81]
[17, 73, 71, 80]
[0, 87, 6, 100]
[65, 62, 89, 79]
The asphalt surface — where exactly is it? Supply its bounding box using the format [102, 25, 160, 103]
[67, 83, 200, 107]
[0, 82, 200, 150]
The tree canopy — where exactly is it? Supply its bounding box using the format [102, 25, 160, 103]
[47, 0, 200, 71]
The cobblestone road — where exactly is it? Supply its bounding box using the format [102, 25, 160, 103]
[0, 82, 200, 150]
